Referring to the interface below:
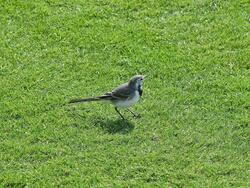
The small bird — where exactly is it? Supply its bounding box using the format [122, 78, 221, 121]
[69, 75, 145, 119]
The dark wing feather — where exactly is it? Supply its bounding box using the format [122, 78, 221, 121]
[108, 83, 130, 100]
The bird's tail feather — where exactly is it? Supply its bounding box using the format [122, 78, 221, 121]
[69, 95, 112, 104]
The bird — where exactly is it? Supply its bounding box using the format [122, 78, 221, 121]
[69, 75, 145, 119]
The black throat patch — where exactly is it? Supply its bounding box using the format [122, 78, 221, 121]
[138, 85, 143, 96]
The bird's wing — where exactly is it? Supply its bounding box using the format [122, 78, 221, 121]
[107, 83, 130, 100]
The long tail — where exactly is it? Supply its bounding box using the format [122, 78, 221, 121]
[69, 95, 112, 104]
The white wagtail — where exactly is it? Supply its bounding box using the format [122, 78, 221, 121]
[69, 75, 145, 119]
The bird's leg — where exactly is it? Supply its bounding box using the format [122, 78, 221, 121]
[126, 108, 141, 118]
[115, 107, 125, 120]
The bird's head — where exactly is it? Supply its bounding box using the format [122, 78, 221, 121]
[129, 75, 146, 89]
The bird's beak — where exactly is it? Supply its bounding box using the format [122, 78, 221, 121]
[142, 75, 147, 80]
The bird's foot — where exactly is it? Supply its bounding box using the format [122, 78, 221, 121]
[133, 113, 141, 119]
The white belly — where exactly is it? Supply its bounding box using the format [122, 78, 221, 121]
[114, 91, 140, 108]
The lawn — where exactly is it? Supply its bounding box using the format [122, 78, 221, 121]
[0, 0, 249, 187]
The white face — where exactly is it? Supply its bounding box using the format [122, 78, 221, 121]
[136, 77, 144, 88]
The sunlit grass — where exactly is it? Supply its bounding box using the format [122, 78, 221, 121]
[0, 0, 249, 187]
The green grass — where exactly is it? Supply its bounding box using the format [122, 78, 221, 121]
[0, 0, 249, 187]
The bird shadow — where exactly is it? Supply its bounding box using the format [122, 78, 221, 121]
[94, 118, 134, 134]
[65, 106, 134, 134]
